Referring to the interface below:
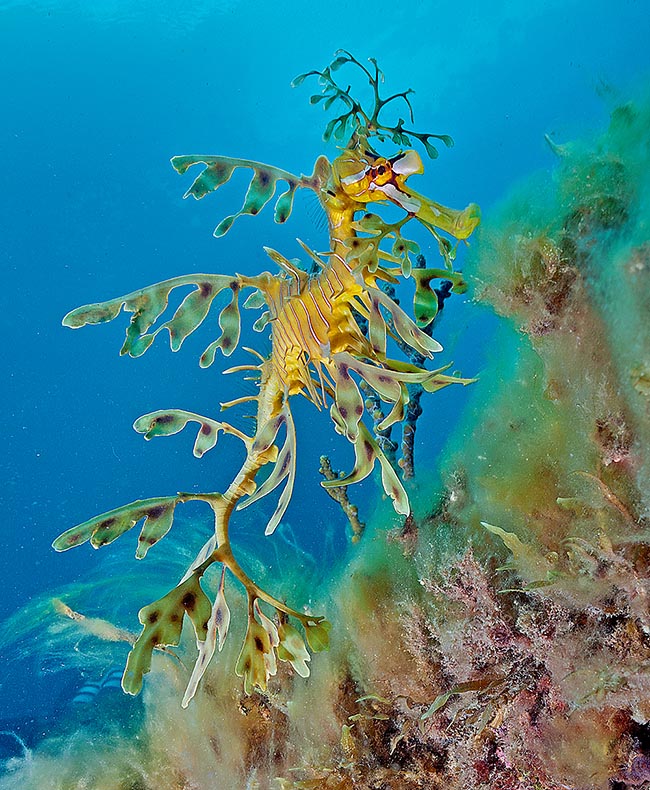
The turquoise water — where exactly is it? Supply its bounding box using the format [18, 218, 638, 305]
[1, 0, 648, 770]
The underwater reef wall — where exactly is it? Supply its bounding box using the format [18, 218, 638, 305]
[312, 91, 650, 790]
[3, 93, 650, 790]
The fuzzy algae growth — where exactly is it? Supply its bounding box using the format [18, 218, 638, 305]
[4, 68, 650, 790]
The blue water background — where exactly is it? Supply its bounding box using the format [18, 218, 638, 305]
[1, 0, 647, 727]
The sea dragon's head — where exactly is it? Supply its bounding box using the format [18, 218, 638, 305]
[332, 147, 424, 212]
[298, 50, 481, 243]
[332, 146, 480, 241]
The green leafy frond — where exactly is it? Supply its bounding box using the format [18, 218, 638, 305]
[304, 619, 332, 652]
[412, 268, 467, 327]
[366, 287, 443, 358]
[322, 421, 409, 515]
[52, 496, 181, 559]
[62, 273, 244, 364]
[171, 155, 310, 237]
[122, 558, 216, 695]
[237, 405, 297, 536]
[331, 357, 365, 442]
[133, 408, 251, 457]
[347, 213, 420, 276]
[198, 282, 242, 364]
[293, 50, 454, 158]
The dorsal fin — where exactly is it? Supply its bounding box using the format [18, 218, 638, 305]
[296, 238, 327, 270]
[263, 246, 308, 288]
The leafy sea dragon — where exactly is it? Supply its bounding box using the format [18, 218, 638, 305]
[53, 51, 480, 703]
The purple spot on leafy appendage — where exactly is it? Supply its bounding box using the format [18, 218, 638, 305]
[182, 592, 196, 611]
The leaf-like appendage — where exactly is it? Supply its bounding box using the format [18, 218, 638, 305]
[411, 268, 465, 328]
[238, 405, 297, 535]
[62, 274, 239, 362]
[367, 292, 387, 356]
[52, 496, 180, 559]
[421, 369, 477, 393]
[171, 155, 305, 237]
[172, 156, 236, 199]
[377, 386, 407, 431]
[253, 312, 271, 332]
[322, 423, 376, 487]
[370, 287, 443, 357]
[338, 353, 403, 404]
[294, 51, 452, 160]
[250, 413, 285, 456]
[346, 235, 379, 271]
[122, 566, 214, 695]
[64, 282, 171, 356]
[391, 236, 419, 279]
[332, 358, 364, 442]
[376, 448, 409, 515]
[133, 409, 243, 458]
[243, 290, 266, 310]
[413, 272, 440, 328]
[352, 213, 388, 235]
[274, 185, 296, 223]
[347, 215, 419, 278]
[322, 422, 409, 515]
[182, 567, 231, 708]
[304, 620, 331, 652]
[199, 284, 241, 365]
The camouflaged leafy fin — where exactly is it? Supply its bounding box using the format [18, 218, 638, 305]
[322, 422, 409, 515]
[420, 368, 477, 393]
[331, 357, 364, 442]
[411, 268, 464, 327]
[348, 213, 420, 278]
[199, 283, 242, 364]
[122, 560, 215, 695]
[368, 287, 443, 357]
[367, 291, 387, 355]
[171, 155, 308, 237]
[52, 496, 181, 559]
[237, 404, 297, 535]
[182, 566, 231, 708]
[133, 409, 249, 458]
[62, 274, 240, 361]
